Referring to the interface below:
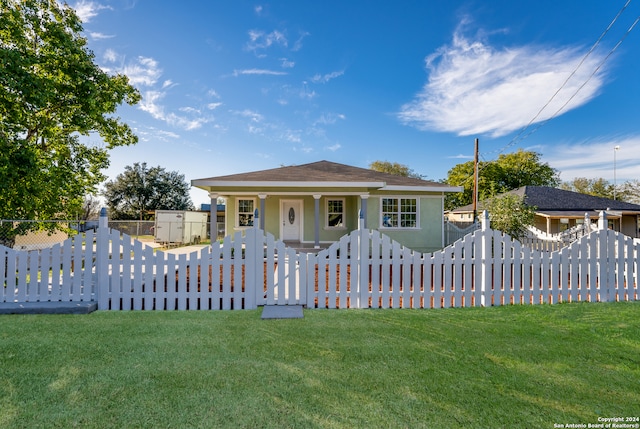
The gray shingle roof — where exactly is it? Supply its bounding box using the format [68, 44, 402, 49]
[451, 186, 640, 213]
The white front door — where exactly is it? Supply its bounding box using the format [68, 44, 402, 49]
[281, 200, 302, 241]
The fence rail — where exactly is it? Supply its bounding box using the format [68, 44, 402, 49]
[2, 212, 638, 310]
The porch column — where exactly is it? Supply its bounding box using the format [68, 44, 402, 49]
[258, 194, 267, 230]
[208, 192, 218, 242]
[360, 194, 369, 229]
[313, 194, 321, 249]
[546, 216, 551, 234]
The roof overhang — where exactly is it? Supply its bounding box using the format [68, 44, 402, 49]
[191, 180, 386, 189]
[381, 185, 463, 193]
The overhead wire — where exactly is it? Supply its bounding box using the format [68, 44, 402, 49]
[452, 1, 638, 191]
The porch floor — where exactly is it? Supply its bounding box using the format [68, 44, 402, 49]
[283, 241, 330, 254]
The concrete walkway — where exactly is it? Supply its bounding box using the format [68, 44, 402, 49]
[0, 301, 98, 315]
[261, 305, 304, 319]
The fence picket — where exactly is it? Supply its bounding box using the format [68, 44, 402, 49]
[3, 219, 639, 311]
[371, 232, 381, 309]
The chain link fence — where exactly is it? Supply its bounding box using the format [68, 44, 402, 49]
[1, 219, 227, 250]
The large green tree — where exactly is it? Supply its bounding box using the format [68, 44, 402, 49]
[444, 149, 560, 211]
[560, 177, 615, 199]
[620, 179, 640, 204]
[369, 160, 424, 179]
[0, 1, 140, 230]
[103, 163, 193, 220]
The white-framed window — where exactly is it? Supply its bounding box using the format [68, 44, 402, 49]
[326, 198, 345, 228]
[381, 197, 418, 228]
[237, 198, 255, 227]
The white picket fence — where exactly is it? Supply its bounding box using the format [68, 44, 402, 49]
[2, 213, 638, 310]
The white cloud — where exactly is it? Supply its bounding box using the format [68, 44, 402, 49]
[71, 0, 111, 23]
[139, 91, 210, 131]
[103, 48, 119, 63]
[255, 5, 263, 15]
[208, 89, 221, 98]
[280, 58, 295, 68]
[311, 70, 344, 84]
[207, 102, 223, 110]
[246, 29, 288, 51]
[326, 143, 342, 152]
[123, 56, 162, 87]
[399, 25, 608, 137]
[162, 80, 174, 89]
[543, 136, 640, 182]
[233, 109, 264, 122]
[233, 69, 288, 76]
[314, 113, 346, 125]
[293, 31, 310, 52]
[90, 32, 114, 40]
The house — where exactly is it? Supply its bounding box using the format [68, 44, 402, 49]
[447, 186, 640, 238]
[192, 160, 462, 252]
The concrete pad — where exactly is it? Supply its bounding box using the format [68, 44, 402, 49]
[0, 301, 98, 315]
[261, 305, 304, 319]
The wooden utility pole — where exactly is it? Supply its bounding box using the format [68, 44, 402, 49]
[472, 138, 479, 223]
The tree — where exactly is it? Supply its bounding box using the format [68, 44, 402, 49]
[0, 0, 140, 240]
[369, 161, 424, 179]
[560, 177, 615, 199]
[619, 180, 640, 204]
[444, 149, 560, 210]
[103, 163, 193, 220]
[486, 193, 537, 241]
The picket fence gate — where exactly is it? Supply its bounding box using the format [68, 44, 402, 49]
[1, 213, 638, 310]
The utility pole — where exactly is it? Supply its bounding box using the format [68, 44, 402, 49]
[472, 138, 479, 223]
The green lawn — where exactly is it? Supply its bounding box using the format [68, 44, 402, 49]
[1, 302, 639, 428]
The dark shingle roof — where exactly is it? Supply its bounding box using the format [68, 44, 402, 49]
[193, 160, 453, 188]
[451, 186, 640, 213]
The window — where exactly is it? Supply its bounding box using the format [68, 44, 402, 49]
[237, 199, 254, 227]
[381, 197, 418, 228]
[326, 199, 345, 228]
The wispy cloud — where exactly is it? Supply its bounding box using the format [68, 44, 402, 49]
[232, 109, 264, 122]
[71, 0, 112, 22]
[311, 70, 344, 84]
[89, 32, 114, 40]
[122, 56, 162, 87]
[543, 136, 640, 182]
[314, 113, 346, 125]
[232, 69, 288, 76]
[399, 22, 607, 137]
[325, 143, 342, 152]
[293, 31, 310, 52]
[246, 29, 288, 52]
[207, 102, 223, 110]
[280, 58, 295, 68]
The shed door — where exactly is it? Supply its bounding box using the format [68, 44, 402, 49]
[282, 200, 302, 241]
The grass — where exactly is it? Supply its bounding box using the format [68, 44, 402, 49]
[1, 302, 639, 428]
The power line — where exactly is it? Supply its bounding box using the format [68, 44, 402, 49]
[453, 1, 638, 191]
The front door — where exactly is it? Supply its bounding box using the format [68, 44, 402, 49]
[281, 200, 302, 241]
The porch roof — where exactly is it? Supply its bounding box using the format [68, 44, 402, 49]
[192, 160, 462, 194]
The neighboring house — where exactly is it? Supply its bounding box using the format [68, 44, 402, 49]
[192, 160, 462, 252]
[448, 186, 640, 238]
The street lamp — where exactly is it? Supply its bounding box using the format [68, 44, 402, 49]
[614, 145, 620, 200]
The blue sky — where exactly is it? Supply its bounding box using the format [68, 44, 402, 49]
[72, 0, 640, 206]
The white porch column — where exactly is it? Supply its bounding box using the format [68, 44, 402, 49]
[313, 194, 321, 248]
[258, 194, 267, 230]
[208, 192, 218, 242]
[360, 194, 369, 229]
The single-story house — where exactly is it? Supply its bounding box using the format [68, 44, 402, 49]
[447, 186, 640, 238]
[192, 160, 462, 252]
